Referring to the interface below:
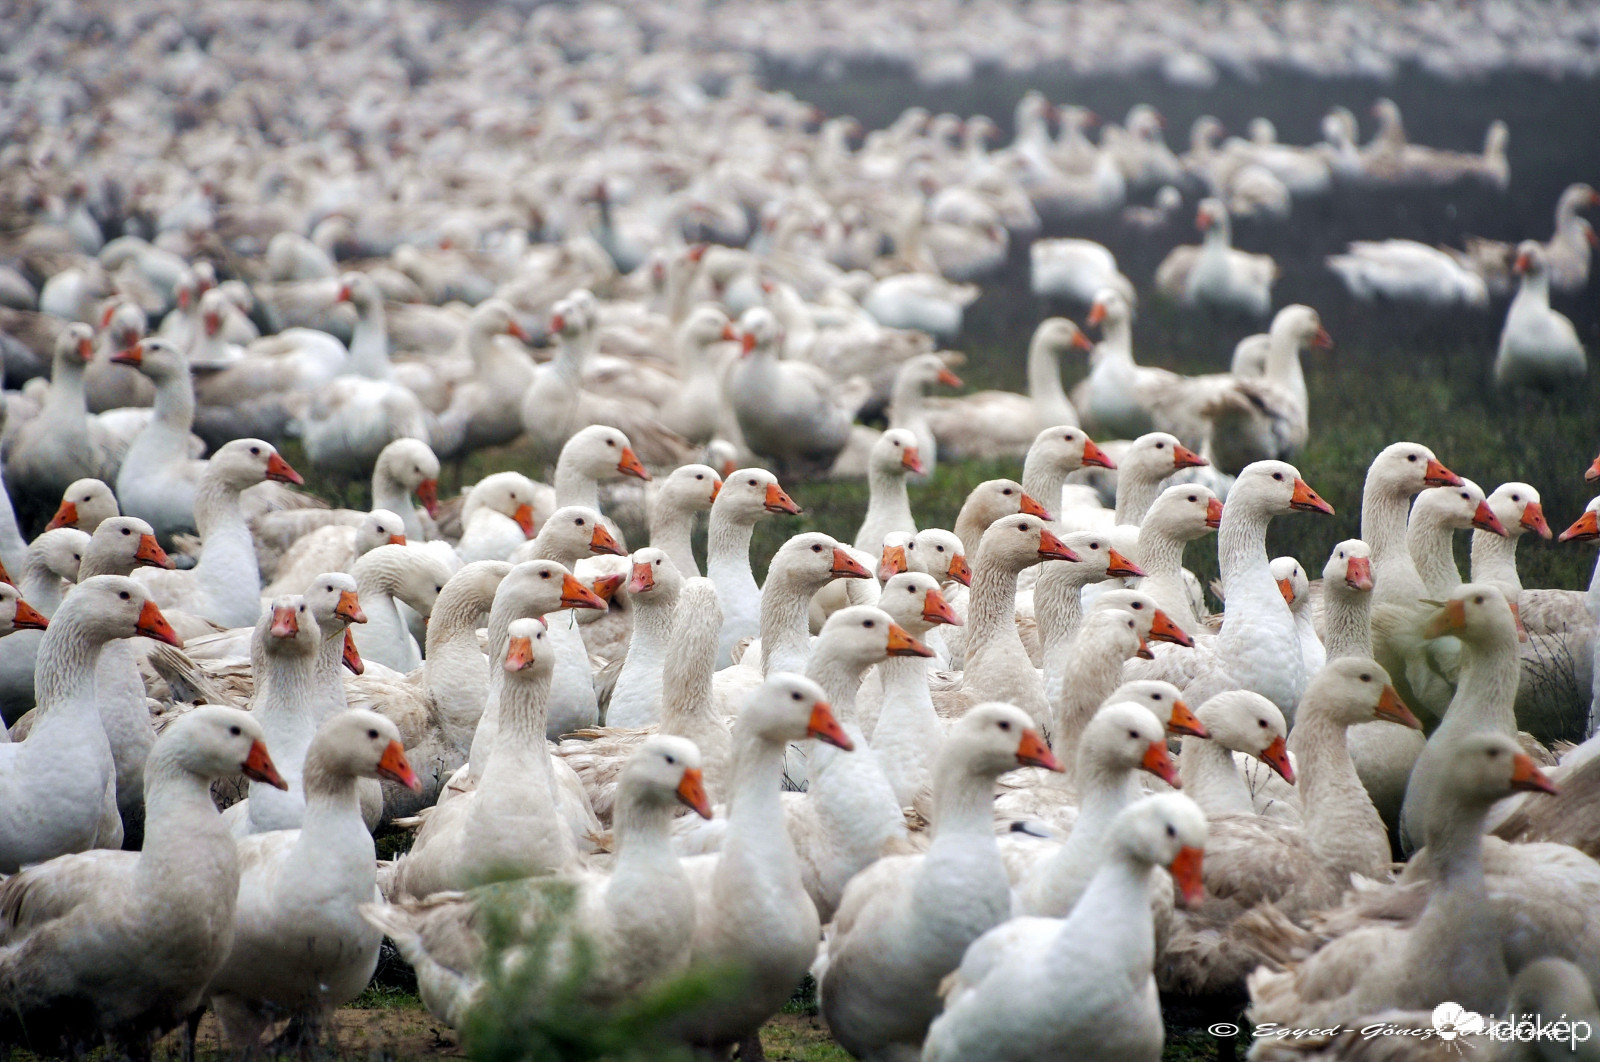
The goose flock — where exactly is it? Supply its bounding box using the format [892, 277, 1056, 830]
[2, 1, 1600, 1061]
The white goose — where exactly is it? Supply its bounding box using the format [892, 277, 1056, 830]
[646, 462, 721, 579]
[1156, 198, 1277, 317]
[707, 467, 802, 666]
[1494, 241, 1586, 389]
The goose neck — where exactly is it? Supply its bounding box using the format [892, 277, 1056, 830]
[1052, 856, 1154, 972]
[1407, 519, 1462, 598]
[1026, 338, 1068, 412]
[553, 466, 600, 512]
[35, 617, 106, 712]
[137, 764, 233, 888]
[930, 760, 1003, 841]
[864, 467, 914, 537]
[1469, 531, 1522, 599]
[347, 301, 391, 380]
[252, 642, 321, 724]
[22, 555, 69, 615]
[658, 610, 716, 734]
[966, 555, 1024, 650]
[1033, 562, 1092, 653]
[706, 511, 758, 584]
[1321, 587, 1373, 660]
[1362, 482, 1426, 604]
[42, 358, 88, 424]
[648, 505, 699, 579]
[1114, 471, 1164, 526]
[149, 369, 196, 430]
[761, 572, 827, 676]
[1434, 630, 1520, 742]
[496, 668, 555, 748]
[1178, 734, 1257, 816]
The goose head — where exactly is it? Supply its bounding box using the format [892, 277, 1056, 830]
[1195, 197, 1231, 239]
[1270, 304, 1333, 351]
[1032, 317, 1094, 356]
[1195, 690, 1293, 783]
[466, 297, 529, 344]
[86, 516, 172, 573]
[1189, 115, 1224, 153]
[1104, 680, 1208, 738]
[46, 478, 119, 532]
[1060, 531, 1145, 583]
[375, 438, 441, 517]
[31, 527, 89, 583]
[897, 352, 964, 394]
[260, 594, 321, 658]
[558, 424, 650, 484]
[870, 428, 923, 478]
[1082, 701, 1178, 786]
[1145, 483, 1223, 541]
[1231, 460, 1333, 518]
[741, 671, 851, 750]
[1301, 657, 1420, 731]
[467, 471, 542, 537]
[627, 547, 684, 601]
[623, 735, 712, 820]
[1423, 583, 1522, 647]
[1093, 588, 1191, 649]
[60, 575, 179, 647]
[656, 463, 722, 516]
[503, 616, 555, 678]
[100, 301, 146, 356]
[207, 439, 303, 490]
[1027, 426, 1116, 479]
[770, 532, 870, 591]
[112, 336, 189, 382]
[1412, 478, 1505, 539]
[1270, 557, 1311, 612]
[975, 513, 1078, 575]
[1085, 288, 1132, 331]
[734, 306, 782, 359]
[1440, 732, 1558, 811]
[960, 479, 1051, 536]
[1113, 793, 1208, 909]
[1367, 441, 1461, 500]
[333, 271, 382, 314]
[305, 571, 365, 631]
[500, 559, 606, 617]
[677, 305, 735, 355]
[355, 544, 450, 617]
[815, 605, 932, 670]
[196, 288, 232, 338]
[0, 582, 48, 634]
[914, 528, 970, 586]
[713, 468, 801, 522]
[156, 705, 286, 789]
[877, 571, 961, 633]
[1325, 539, 1374, 592]
[704, 440, 740, 481]
[309, 709, 420, 791]
[1560, 496, 1600, 542]
[1124, 432, 1208, 482]
[535, 505, 621, 563]
[1484, 483, 1549, 540]
[949, 702, 1062, 776]
[55, 322, 95, 369]
[1512, 240, 1548, 281]
[356, 510, 409, 553]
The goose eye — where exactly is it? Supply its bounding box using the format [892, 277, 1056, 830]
[812, 544, 822, 552]
[1408, 454, 1418, 462]
[1258, 719, 1269, 728]
[1002, 488, 1013, 495]
[605, 439, 615, 447]
[1155, 442, 1165, 449]
[999, 720, 1011, 731]
[368, 729, 379, 739]
[1272, 472, 1284, 481]
[1166, 824, 1177, 837]
[665, 754, 675, 765]
[540, 571, 549, 578]
[119, 591, 129, 600]
[935, 546, 945, 552]
[122, 527, 130, 535]
[1487, 747, 1501, 758]
[230, 725, 241, 736]
[863, 620, 874, 628]
[1512, 495, 1520, 502]
[299, 605, 306, 612]
[695, 474, 704, 480]
[251, 447, 261, 455]
[1128, 729, 1139, 738]
[1188, 495, 1197, 502]
[791, 691, 802, 701]
[747, 478, 757, 486]
[1474, 595, 1484, 605]
[1360, 674, 1371, 682]
[576, 519, 585, 526]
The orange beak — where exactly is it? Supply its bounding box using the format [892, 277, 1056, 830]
[1016, 729, 1064, 771]
[1258, 735, 1295, 784]
[1171, 444, 1207, 470]
[336, 589, 367, 624]
[335, 283, 353, 303]
[377, 739, 422, 791]
[1289, 477, 1334, 515]
[808, 700, 854, 750]
[1345, 555, 1374, 591]
[1081, 438, 1115, 469]
[675, 767, 713, 819]
[1135, 637, 1154, 660]
[512, 503, 536, 538]
[265, 452, 304, 485]
[885, 622, 934, 658]
[921, 588, 963, 626]
[1509, 600, 1529, 643]
[1510, 752, 1559, 795]
[708, 477, 722, 503]
[1587, 454, 1600, 483]
[878, 544, 909, 582]
[1166, 699, 1208, 738]
[342, 629, 364, 675]
[591, 573, 625, 603]
[1141, 740, 1180, 787]
[111, 343, 143, 367]
[242, 739, 289, 790]
[11, 598, 49, 631]
[136, 599, 182, 646]
[1036, 528, 1080, 562]
[1424, 457, 1463, 488]
[560, 572, 607, 611]
[1375, 685, 1422, 730]
[1105, 548, 1145, 579]
[504, 634, 537, 671]
[1070, 328, 1093, 351]
[135, 533, 174, 570]
[45, 500, 78, 531]
[764, 482, 802, 515]
[1205, 498, 1224, 529]
[416, 478, 440, 518]
[1018, 491, 1052, 520]
[616, 446, 651, 481]
[506, 320, 529, 342]
[1513, 251, 1532, 275]
[740, 332, 757, 355]
[1425, 598, 1469, 637]
[1169, 846, 1206, 909]
[831, 547, 871, 580]
[1148, 609, 1192, 647]
[1520, 501, 1551, 539]
[936, 367, 964, 388]
[1277, 577, 1295, 605]
[1311, 327, 1334, 349]
[629, 561, 655, 594]
[270, 605, 300, 639]
[550, 312, 566, 333]
[901, 446, 924, 474]
[1086, 300, 1107, 327]
[387, 533, 407, 546]
[79, 334, 96, 359]
[1472, 501, 1508, 536]
[719, 457, 737, 479]
[588, 523, 624, 556]
[0, 558, 12, 586]
[720, 323, 738, 342]
[946, 553, 973, 587]
[1560, 509, 1600, 542]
